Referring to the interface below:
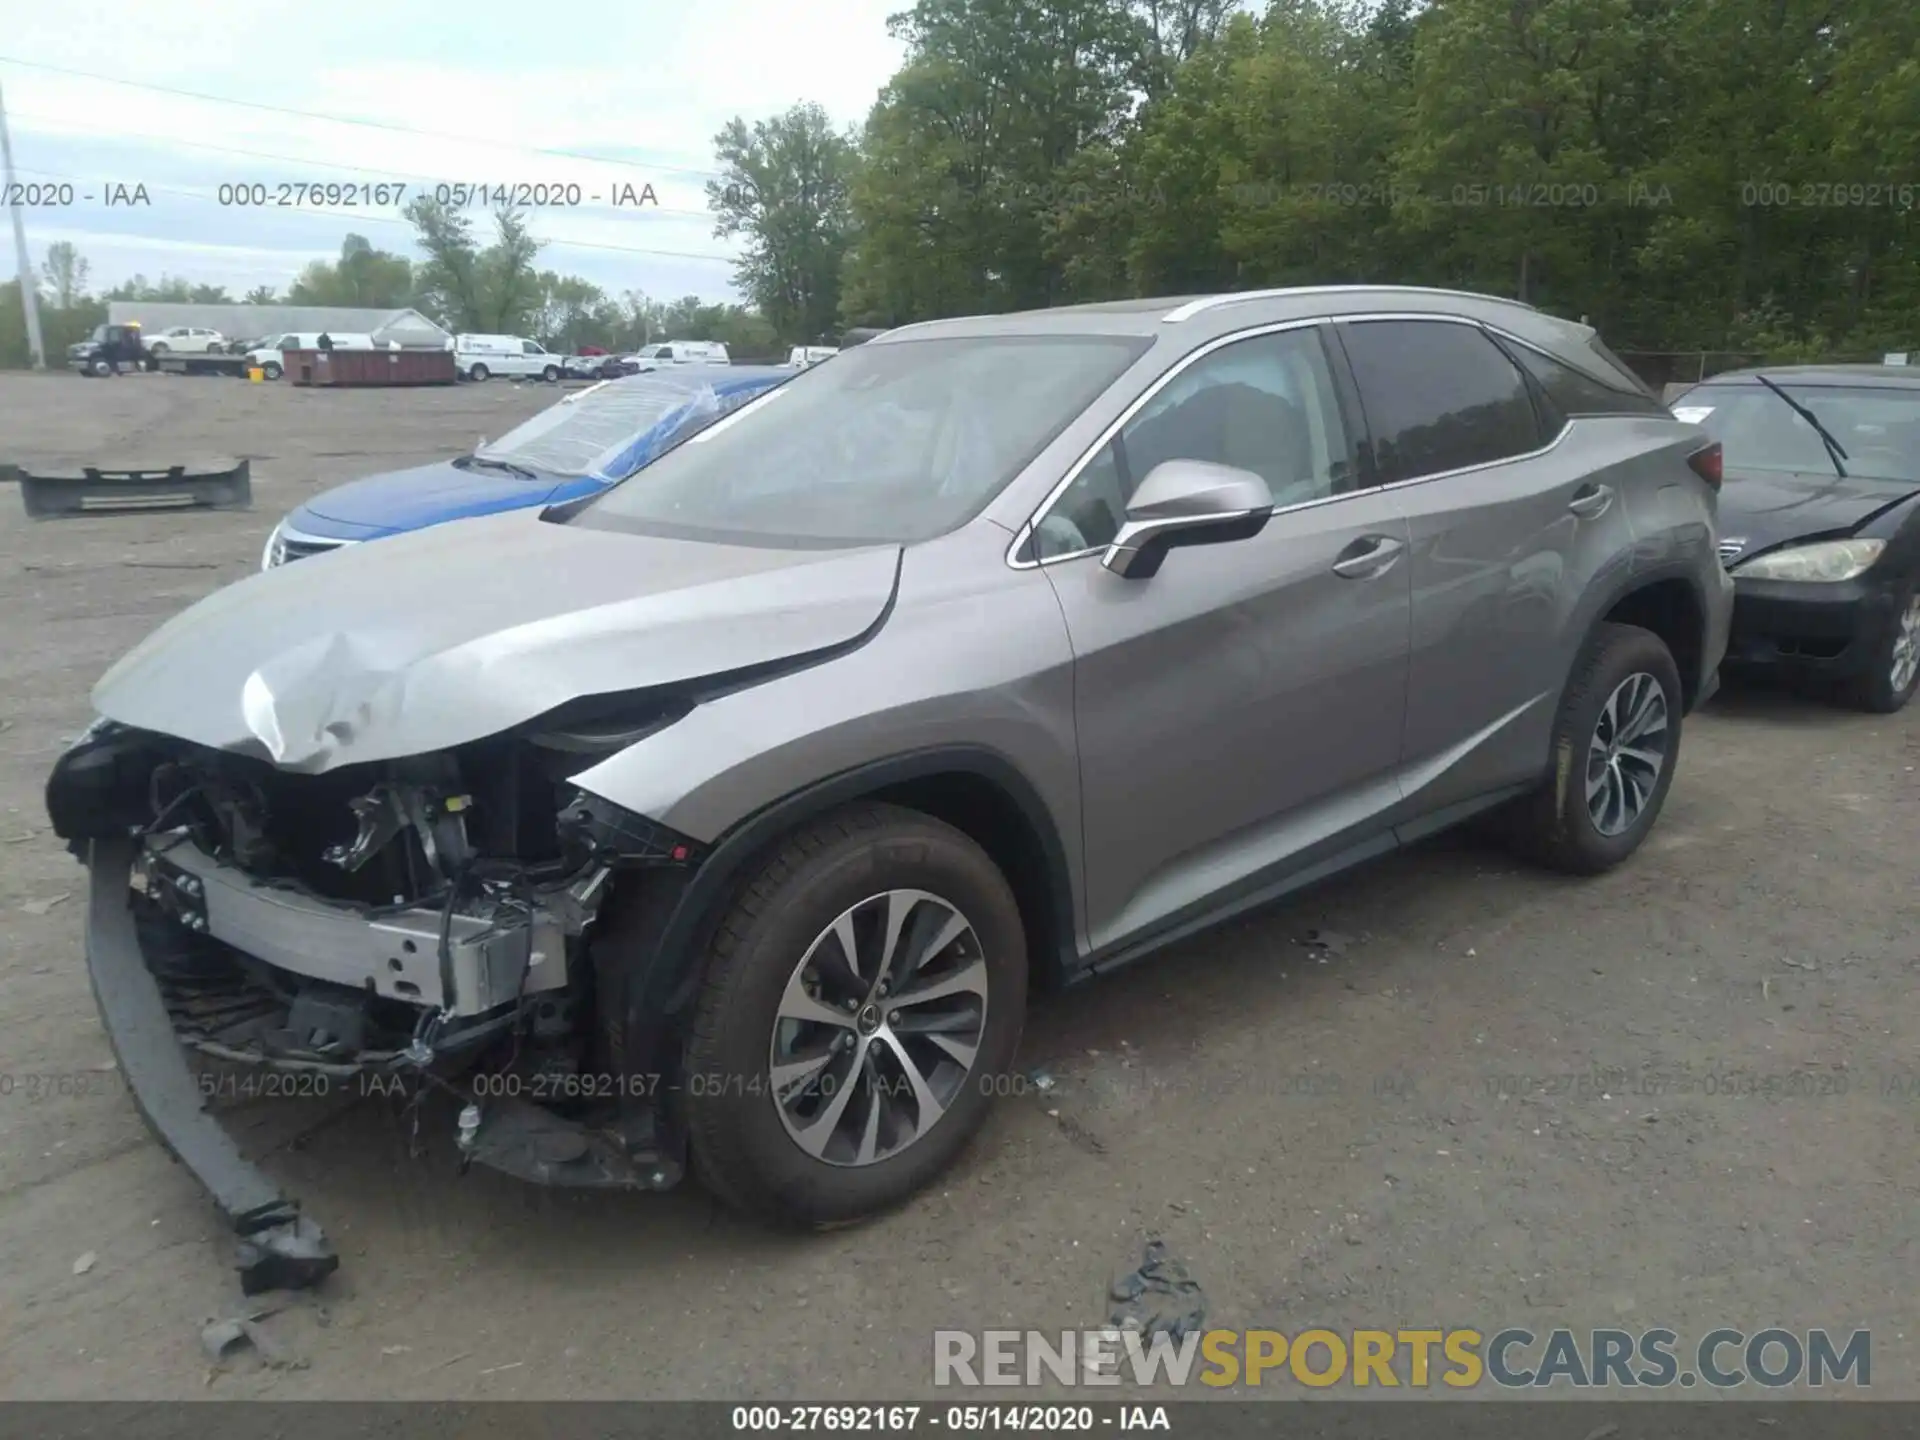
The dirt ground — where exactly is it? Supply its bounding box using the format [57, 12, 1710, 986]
[0, 369, 1913, 1401]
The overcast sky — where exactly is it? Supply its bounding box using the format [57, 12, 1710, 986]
[0, 0, 907, 303]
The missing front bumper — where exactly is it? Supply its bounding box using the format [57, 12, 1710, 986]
[86, 837, 339, 1295]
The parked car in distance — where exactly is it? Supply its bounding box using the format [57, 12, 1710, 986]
[786, 345, 839, 367]
[562, 353, 611, 380]
[144, 326, 227, 358]
[454, 333, 565, 383]
[1671, 363, 1920, 711]
[50, 287, 1731, 1253]
[244, 332, 376, 380]
[261, 365, 790, 567]
[631, 340, 730, 369]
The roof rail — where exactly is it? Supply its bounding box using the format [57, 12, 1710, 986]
[1161, 286, 1540, 324]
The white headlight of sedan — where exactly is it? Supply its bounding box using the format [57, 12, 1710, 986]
[1733, 538, 1885, 583]
[260, 521, 286, 571]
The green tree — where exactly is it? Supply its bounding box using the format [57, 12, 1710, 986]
[41, 241, 90, 309]
[403, 200, 544, 332]
[287, 234, 414, 308]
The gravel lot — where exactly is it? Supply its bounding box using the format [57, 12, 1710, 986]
[0, 369, 1913, 1400]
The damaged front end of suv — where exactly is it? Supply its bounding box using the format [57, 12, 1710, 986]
[44, 503, 908, 1293]
[48, 705, 713, 1288]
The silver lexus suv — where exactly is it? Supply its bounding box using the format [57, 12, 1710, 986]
[48, 287, 1732, 1281]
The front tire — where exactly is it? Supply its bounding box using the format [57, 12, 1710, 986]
[261, 361, 283, 381]
[1840, 580, 1919, 714]
[1508, 622, 1684, 875]
[468, 363, 489, 382]
[683, 803, 1027, 1228]
[147, 342, 169, 358]
[542, 364, 561, 382]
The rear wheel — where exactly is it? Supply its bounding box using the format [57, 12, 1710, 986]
[683, 803, 1027, 1228]
[1840, 580, 1920, 714]
[467, 363, 489, 382]
[1507, 622, 1683, 874]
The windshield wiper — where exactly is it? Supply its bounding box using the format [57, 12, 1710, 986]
[456, 454, 542, 480]
[1755, 374, 1849, 478]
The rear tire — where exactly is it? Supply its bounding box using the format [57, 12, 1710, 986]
[1507, 622, 1684, 875]
[1839, 579, 1919, 714]
[468, 363, 489, 382]
[683, 803, 1027, 1228]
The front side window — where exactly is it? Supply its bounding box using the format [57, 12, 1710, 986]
[574, 335, 1149, 547]
[1339, 320, 1543, 484]
[1034, 327, 1353, 560]
[522, 341, 543, 355]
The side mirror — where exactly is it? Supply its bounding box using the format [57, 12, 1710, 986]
[1101, 459, 1275, 579]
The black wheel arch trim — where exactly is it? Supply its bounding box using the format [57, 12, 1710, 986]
[1571, 560, 1716, 713]
[613, 744, 1078, 1123]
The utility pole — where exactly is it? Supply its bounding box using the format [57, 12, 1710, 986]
[0, 79, 47, 370]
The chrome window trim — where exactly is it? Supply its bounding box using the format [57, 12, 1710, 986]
[1008, 310, 1588, 571]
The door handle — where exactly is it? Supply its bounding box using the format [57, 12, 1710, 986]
[1331, 534, 1405, 579]
[1568, 484, 1613, 519]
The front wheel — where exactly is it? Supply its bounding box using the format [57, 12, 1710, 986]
[682, 803, 1028, 1228]
[542, 364, 561, 382]
[1507, 622, 1683, 875]
[261, 361, 283, 381]
[147, 342, 169, 358]
[1840, 582, 1920, 714]
[467, 363, 489, 382]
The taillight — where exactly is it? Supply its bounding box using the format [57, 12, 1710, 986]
[1687, 442, 1723, 491]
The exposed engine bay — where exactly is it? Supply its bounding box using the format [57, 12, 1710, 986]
[48, 714, 708, 1243]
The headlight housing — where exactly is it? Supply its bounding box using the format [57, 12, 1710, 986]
[260, 521, 286, 571]
[1733, 538, 1885, 583]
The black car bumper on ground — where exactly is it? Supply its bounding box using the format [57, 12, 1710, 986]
[1725, 571, 1905, 678]
[85, 838, 340, 1295]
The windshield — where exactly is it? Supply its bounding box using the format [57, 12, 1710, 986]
[574, 334, 1149, 547]
[1677, 382, 1920, 482]
[472, 369, 788, 480]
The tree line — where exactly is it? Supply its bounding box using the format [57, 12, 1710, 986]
[5, 0, 1917, 369]
[719, 0, 1920, 370]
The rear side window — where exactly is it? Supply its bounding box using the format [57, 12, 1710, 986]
[1498, 335, 1662, 419]
[1338, 320, 1542, 483]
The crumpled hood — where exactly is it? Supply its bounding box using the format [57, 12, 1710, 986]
[297, 459, 574, 535]
[93, 507, 901, 773]
[1718, 468, 1920, 558]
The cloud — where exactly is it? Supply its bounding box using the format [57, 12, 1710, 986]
[0, 0, 904, 297]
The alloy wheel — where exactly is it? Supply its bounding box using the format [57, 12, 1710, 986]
[769, 889, 989, 1168]
[1892, 594, 1920, 696]
[1586, 671, 1670, 838]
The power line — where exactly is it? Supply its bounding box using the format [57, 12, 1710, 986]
[12, 163, 737, 264]
[0, 54, 731, 183]
[5, 107, 718, 218]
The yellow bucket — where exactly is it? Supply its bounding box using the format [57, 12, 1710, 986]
[248, 367, 265, 382]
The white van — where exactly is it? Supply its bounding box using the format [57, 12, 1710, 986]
[785, 345, 838, 368]
[245, 332, 375, 380]
[631, 340, 730, 370]
[454, 334, 563, 382]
